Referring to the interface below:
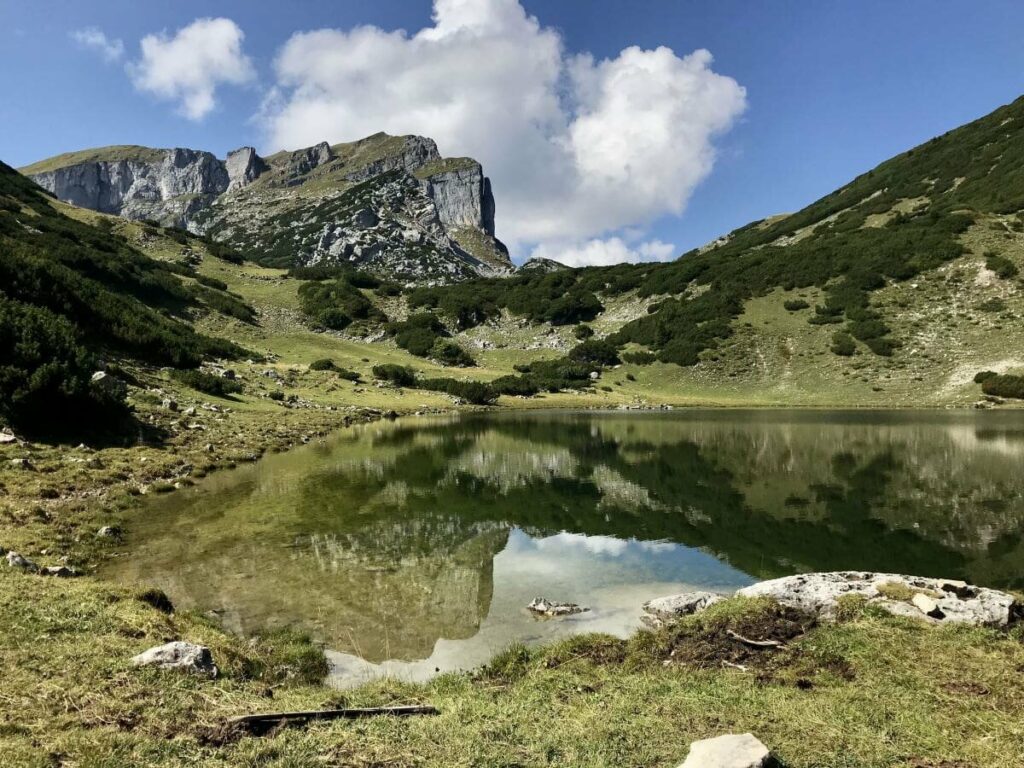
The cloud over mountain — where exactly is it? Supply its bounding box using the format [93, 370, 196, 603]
[260, 0, 746, 264]
[129, 18, 255, 121]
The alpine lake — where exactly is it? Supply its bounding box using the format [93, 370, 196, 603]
[100, 409, 1024, 686]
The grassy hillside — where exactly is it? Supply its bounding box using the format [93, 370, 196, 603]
[0, 162, 255, 438]
[398, 94, 1024, 406]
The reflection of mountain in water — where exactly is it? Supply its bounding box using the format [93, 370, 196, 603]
[103, 411, 1024, 667]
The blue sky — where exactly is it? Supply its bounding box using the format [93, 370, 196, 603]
[2, 1, 1023, 264]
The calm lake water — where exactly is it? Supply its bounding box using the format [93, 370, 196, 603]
[102, 409, 1024, 685]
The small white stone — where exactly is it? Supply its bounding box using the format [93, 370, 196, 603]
[679, 733, 771, 768]
[912, 592, 941, 617]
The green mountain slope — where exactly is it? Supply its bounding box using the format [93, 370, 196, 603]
[402, 94, 1024, 404]
[0, 162, 250, 437]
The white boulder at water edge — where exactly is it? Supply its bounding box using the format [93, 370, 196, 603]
[644, 572, 1023, 627]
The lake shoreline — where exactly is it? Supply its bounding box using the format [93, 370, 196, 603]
[3, 398, 1024, 765]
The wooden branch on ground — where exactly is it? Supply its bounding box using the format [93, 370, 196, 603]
[726, 629, 784, 648]
[226, 705, 439, 734]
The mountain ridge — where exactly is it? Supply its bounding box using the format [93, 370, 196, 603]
[21, 133, 512, 284]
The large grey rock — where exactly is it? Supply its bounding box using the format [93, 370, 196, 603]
[29, 148, 228, 228]
[679, 733, 771, 768]
[419, 162, 496, 236]
[642, 591, 726, 628]
[131, 641, 218, 677]
[224, 146, 266, 191]
[737, 572, 1022, 627]
[285, 141, 334, 177]
[90, 371, 127, 401]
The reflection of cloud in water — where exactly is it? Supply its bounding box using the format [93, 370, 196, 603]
[519, 531, 676, 558]
[324, 527, 752, 688]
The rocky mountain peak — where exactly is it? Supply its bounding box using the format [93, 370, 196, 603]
[21, 133, 512, 283]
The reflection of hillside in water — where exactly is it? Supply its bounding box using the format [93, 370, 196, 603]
[102, 411, 1024, 670]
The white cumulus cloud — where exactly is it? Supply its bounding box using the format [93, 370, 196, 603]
[71, 27, 124, 63]
[261, 0, 746, 265]
[129, 17, 255, 121]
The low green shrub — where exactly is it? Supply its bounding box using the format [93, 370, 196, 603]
[831, 332, 857, 356]
[170, 369, 243, 397]
[981, 373, 1024, 398]
[372, 364, 416, 387]
[985, 251, 1019, 279]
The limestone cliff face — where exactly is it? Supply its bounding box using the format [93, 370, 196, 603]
[23, 133, 511, 282]
[28, 149, 230, 227]
[419, 163, 496, 236]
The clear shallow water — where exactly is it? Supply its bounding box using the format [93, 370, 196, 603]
[101, 409, 1024, 685]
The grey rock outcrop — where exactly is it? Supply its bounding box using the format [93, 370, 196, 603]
[679, 733, 771, 768]
[131, 641, 218, 677]
[642, 591, 726, 628]
[738, 572, 1022, 627]
[646, 572, 1022, 628]
[419, 163, 496, 236]
[29, 148, 229, 228]
[285, 141, 334, 178]
[24, 132, 513, 283]
[224, 146, 266, 191]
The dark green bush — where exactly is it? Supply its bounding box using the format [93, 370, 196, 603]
[430, 338, 476, 367]
[981, 374, 1024, 399]
[171, 369, 243, 397]
[830, 332, 857, 356]
[568, 339, 620, 367]
[372, 364, 416, 387]
[389, 313, 447, 357]
[309, 359, 337, 371]
[573, 324, 595, 340]
[984, 251, 1018, 279]
[298, 278, 383, 330]
[784, 299, 810, 311]
[974, 370, 998, 383]
[622, 351, 657, 365]
[418, 378, 497, 405]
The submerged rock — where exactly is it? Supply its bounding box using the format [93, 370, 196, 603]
[678, 733, 771, 768]
[737, 572, 1022, 627]
[527, 597, 588, 617]
[642, 591, 726, 628]
[131, 641, 218, 677]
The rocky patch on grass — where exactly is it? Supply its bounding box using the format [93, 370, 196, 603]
[642, 591, 726, 628]
[647, 572, 1022, 628]
[132, 641, 218, 677]
[737, 572, 1022, 627]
